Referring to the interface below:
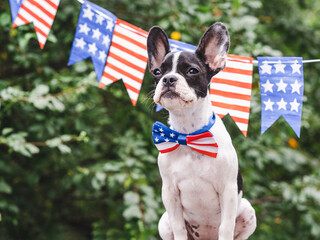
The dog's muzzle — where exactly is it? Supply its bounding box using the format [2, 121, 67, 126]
[162, 74, 178, 87]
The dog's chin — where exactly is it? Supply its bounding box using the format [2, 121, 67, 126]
[154, 90, 197, 111]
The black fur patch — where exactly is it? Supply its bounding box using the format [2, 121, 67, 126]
[176, 52, 211, 98]
[237, 168, 243, 194]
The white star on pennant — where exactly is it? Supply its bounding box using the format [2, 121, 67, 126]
[159, 128, 164, 132]
[291, 60, 302, 74]
[277, 98, 287, 111]
[82, 6, 94, 20]
[98, 50, 107, 62]
[102, 35, 111, 48]
[155, 137, 159, 142]
[260, 61, 272, 74]
[274, 60, 286, 73]
[79, 23, 90, 35]
[262, 79, 274, 93]
[276, 79, 287, 93]
[165, 138, 169, 142]
[171, 47, 178, 51]
[75, 37, 86, 50]
[106, 20, 114, 31]
[290, 98, 300, 112]
[92, 28, 102, 40]
[170, 133, 175, 138]
[264, 98, 274, 111]
[95, 14, 104, 25]
[160, 133, 165, 137]
[88, 42, 97, 55]
[291, 79, 302, 94]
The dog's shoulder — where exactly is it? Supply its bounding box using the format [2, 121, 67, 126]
[211, 115, 233, 146]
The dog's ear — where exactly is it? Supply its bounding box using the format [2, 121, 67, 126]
[196, 22, 230, 76]
[147, 26, 170, 71]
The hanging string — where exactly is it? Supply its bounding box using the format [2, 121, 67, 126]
[253, 59, 320, 65]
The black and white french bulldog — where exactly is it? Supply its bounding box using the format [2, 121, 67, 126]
[147, 23, 256, 240]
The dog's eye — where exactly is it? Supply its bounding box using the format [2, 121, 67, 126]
[187, 68, 199, 75]
[153, 68, 162, 76]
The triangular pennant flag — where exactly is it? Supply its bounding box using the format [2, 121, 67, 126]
[12, 0, 60, 49]
[155, 104, 164, 112]
[210, 55, 253, 137]
[168, 39, 197, 52]
[8, 0, 22, 22]
[68, 1, 117, 82]
[258, 57, 304, 137]
[156, 39, 197, 111]
[99, 19, 148, 106]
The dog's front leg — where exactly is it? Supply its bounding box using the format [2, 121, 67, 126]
[161, 181, 187, 240]
[218, 182, 238, 240]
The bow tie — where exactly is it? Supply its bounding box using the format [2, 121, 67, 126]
[152, 114, 218, 158]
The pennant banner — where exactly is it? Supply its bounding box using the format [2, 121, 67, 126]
[210, 55, 253, 137]
[99, 19, 148, 106]
[68, 1, 117, 82]
[7, 0, 312, 137]
[12, 0, 60, 49]
[258, 57, 304, 137]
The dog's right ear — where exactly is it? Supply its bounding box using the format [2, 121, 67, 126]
[196, 22, 230, 76]
[147, 26, 170, 71]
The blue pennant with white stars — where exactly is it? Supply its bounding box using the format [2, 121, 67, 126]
[168, 39, 197, 52]
[258, 57, 304, 137]
[68, 1, 117, 82]
[9, 0, 22, 22]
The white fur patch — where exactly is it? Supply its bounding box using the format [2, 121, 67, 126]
[169, 51, 181, 74]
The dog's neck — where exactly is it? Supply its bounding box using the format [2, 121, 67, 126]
[168, 95, 213, 134]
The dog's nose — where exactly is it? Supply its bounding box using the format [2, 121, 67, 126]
[163, 75, 178, 87]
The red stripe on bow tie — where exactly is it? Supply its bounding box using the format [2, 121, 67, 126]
[158, 144, 180, 154]
[187, 131, 214, 141]
[189, 148, 218, 158]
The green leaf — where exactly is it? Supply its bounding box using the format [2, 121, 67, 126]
[124, 191, 140, 205]
[2, 128, 13, 136]
[123, 205, 142, 220]
[0, 180, 12, 194]
[45, 138, 61, 148]
[57, 144, 71, 154]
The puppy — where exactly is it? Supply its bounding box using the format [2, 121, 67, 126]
[147, 23, 256, 240]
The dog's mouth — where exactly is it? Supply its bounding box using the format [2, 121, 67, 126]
[159, 88, 180, 99]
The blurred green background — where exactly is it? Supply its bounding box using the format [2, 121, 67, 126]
[1, 0, 320, 239]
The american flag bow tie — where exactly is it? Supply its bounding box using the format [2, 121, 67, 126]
[152, 114, 218, 158]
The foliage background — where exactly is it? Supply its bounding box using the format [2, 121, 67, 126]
[1, 0, 320, 239]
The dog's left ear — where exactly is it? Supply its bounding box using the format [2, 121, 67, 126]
[147, 26, 171, 71]
[196, 22, 230, 76]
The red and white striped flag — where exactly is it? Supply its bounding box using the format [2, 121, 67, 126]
[99, 19, 148, 106]
[12, 0, 60, 49]
[210, 54, 253, 137]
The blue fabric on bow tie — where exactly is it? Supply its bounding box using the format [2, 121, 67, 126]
[152, 114, 218, 158]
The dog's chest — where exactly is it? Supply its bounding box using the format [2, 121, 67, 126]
[159, 146, 222, 217]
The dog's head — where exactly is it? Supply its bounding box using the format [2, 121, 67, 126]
[147, 23, 230, 111]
